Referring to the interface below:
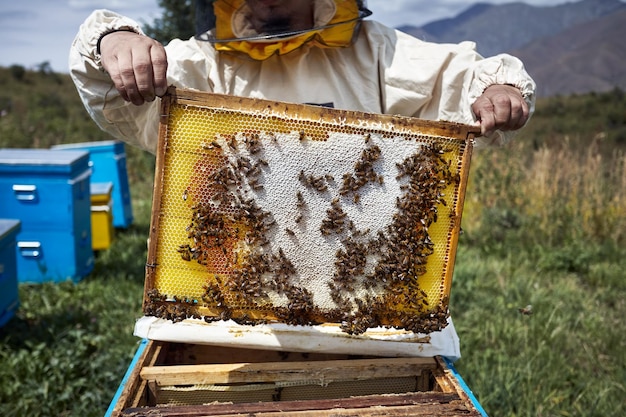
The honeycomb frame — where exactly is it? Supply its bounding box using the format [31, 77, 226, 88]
[144, 87, 478, 335]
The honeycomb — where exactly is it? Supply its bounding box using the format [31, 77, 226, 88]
[144, 88, 477, 335]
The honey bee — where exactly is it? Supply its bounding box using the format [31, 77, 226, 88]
[518, 305, 533, 316]
[219, 309, 232, 321]
[296, 191, 305, 208]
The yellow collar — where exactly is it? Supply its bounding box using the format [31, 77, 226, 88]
[213, 0, 361, 60]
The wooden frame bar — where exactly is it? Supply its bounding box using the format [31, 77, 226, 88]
[140, 356, 437, 386]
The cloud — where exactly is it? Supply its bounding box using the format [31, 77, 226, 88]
[366, 0, 581, 27]
[66, 0, 162, 20]
[0, 1, 166, 72]
[0, 10, 37, 31]
[1, 0, 614, 73]
[0, 10, 36, 21]
[367, 0, 487, 27]
[67, 0, 156, 10]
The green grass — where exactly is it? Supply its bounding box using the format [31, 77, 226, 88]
[0, 67, 625, 416]
[451, 246, 626, 416]
[453, 129, 626, 416]
[0, 198, 151, 416]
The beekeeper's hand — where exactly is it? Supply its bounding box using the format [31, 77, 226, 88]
[99, 31, 168, 105]
[472, 84, 530, 137]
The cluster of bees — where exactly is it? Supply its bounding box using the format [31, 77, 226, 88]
[324, 139, 455, 334]
[144, 288, 201, 323]
[176, 208, 229, 266]
[145, 129, 458, 335]
[339, 137, 384, 204]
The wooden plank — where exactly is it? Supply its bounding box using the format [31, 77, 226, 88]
[140, 356, 437, 387]
[441, 134, 475, 298]
[128, 341, 166, 408]
[166, 86, 482, 140]
[416, 369, 433, 392]
[163, 342, 376, 365]
[143, 93, 172, 304]
[435, 356, 482, 412]
[121, 391, 480, 417]
[431, 360, 455, 394]
[109, 340, 166, 416]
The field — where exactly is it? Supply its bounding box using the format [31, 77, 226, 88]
[0, 67, 624, 416]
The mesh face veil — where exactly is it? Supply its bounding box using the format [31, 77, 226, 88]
[195, 0, 373, 60]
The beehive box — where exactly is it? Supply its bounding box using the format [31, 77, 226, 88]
[90, 182, 114, 251]
[0, 219, 21, 327]
[110, 88, 485, 416]
[0, 149, 94, 283]
[106, 339, 487, 416]
[52, 140, 134, 228]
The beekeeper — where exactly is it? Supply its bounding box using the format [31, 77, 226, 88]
[69, 0, 536, 155]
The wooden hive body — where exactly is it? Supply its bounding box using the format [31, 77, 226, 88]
[107, 340, 486, 416]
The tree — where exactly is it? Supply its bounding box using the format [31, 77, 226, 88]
[35, 61, 53, 75]
[143, 0, 195, 44]
[143, 0, 216, 44]
[9, 65, 26, 81]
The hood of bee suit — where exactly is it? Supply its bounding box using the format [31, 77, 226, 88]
[212, 0, 362, 60]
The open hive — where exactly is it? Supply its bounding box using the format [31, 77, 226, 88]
[144, 87, 478, 338]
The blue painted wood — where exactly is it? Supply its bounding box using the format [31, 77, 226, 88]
[105, 339, 150, 417]
[442, 356, 489, 417]
[52, 141, 134, 228]
[0, 149, 94, 283]
[0, 219, 21, 327]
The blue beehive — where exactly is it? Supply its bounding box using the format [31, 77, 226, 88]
[52, 140, 133, 228]
[0, 219, 20, 327]
[0, 149, 94, 283]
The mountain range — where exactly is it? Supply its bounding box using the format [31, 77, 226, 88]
[396, 0, 626, 97]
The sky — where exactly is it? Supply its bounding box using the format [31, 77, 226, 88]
[0, 0, 581, 73]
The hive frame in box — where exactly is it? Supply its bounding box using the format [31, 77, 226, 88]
[105, 339, 488, 417]
[135, 87, 479, 358]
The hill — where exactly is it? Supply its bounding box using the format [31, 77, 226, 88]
[397, 0, 626, 97]
[510, 9, 626, 96]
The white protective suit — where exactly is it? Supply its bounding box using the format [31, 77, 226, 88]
[68, 5, 535, 359]
[69, 7, 536, 155]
